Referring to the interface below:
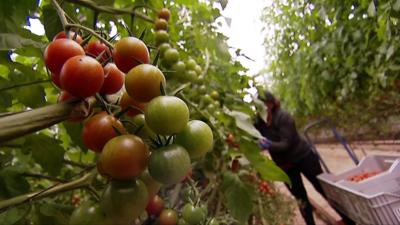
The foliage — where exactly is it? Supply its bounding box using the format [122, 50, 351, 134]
[0, 0, 292, 224]
[262, 0, 400, 131]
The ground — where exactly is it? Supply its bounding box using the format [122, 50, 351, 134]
[276, 141, 400, 225]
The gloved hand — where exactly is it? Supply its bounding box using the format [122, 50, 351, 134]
[258, 137, 272, 150]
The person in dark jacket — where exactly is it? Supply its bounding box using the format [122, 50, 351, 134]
[254, 90, 355, 225]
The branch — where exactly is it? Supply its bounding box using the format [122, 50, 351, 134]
[64, 0, 153, 23]
[0, 100, 86, 143]
[0, 80, 51, 93]
[0, 169, 96, 213]
[22, 172, 67, 183]
[63, 159, 95, 169]
[51, 0, 114, 49]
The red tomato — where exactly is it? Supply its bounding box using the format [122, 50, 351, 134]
[82, 111, 125, 152]
[146, 195, 164, 216]
[159, 209, 178, 225]
[51, 73, 61, 88]
[85, 40, 111, 63]
[53, 31, 83, 43]
[60, 55, 104, 98]
[44, 39, 85, 74]
[100, 63, 125, 94]
[113, 37, 150, 73]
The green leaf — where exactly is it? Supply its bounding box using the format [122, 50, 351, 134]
[62, 122, 86, 152]
[368, 1, 376, 17]
[14, 85, 46, 108]
[221, 171, 254, 224]
[23, 134, 65, 176]
[0, 33, 45, 50]
[226, 110, 263, 138]
[239, 139, 291, 184]
[42, 4, 63, 41]
[0, 206, 30, 225]
[0, 167, 30, 197]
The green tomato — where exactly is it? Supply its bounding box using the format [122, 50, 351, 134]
[196, 76, 204, 85]
[132, 114, 157, 140]
[185, 70, 197, 83]
[186, 59, 197, 70]
[182, 203, 206, 225]
[198, 85, 207, 94]
[194, 65, 202, 75]
[171, 61, 186, 80]
[175, 120, 213, 159]
[148, 144, 191, 185]
[155, 30, 169, 45]
[145, 96, 189, 135]
[100, 179, 148, 225]
[69, 201, 107, 225]
[210, 91, 219, 100]
[202, 94, 213, 105]
[163, 48, 179, 65]
[158, 43, 171, 57]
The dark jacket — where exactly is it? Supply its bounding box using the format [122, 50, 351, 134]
[254, 108, 311, 166]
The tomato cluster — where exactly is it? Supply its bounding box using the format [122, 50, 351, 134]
[53, 7, 218, 225]
[347, 171, 381, 182]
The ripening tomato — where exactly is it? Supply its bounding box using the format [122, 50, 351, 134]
[158, 8, 171, 21]
[146, 195, 164, 216]
[100, 135, 149, 179]
[69, 201, 107, 225]
[113, 37, 150, 73]
[158, 209, 178, 225]
[175, 120, 213, 159]
[60, 55, 104, 98]
[125, 64, 166, 102]
[100, 63, 124, 94]
[155, 18, 168, 30]
[85, 40, 111, 63]
[101, 180, 148, 225]
[119, 91, 146, 117]
[82, 111, 125, 152]
[145, 96, 189, 135]
[44, 39, 85, 74]
[53, 31, 83, 43]
[148, 144, 191, 185]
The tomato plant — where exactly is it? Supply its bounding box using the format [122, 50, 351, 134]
[85, 40, 111, 63]
[145, 96, 189, 135]
[100, 135, 150, 179]
[59, 55, 104, 97]
[155, 30, 170, 45]
[69, 201, 107, 225]
[53, 31, 83, 43]
[155, 18, 168, 30]
[158, 8, 171, 21]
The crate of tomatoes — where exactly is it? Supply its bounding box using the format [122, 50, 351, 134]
[317, 155, 400, 225]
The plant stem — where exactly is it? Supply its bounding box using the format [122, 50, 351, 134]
[22, 173, 67, 183]
[63, 159, 94, 169]
[0, 80, 51, 93]
[0, 100, 81, 143]
[170, 183, 182, 207]
[64, 0, 153, 23]
[51, 0, 114, 49]
[0, 169, 96, 213]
